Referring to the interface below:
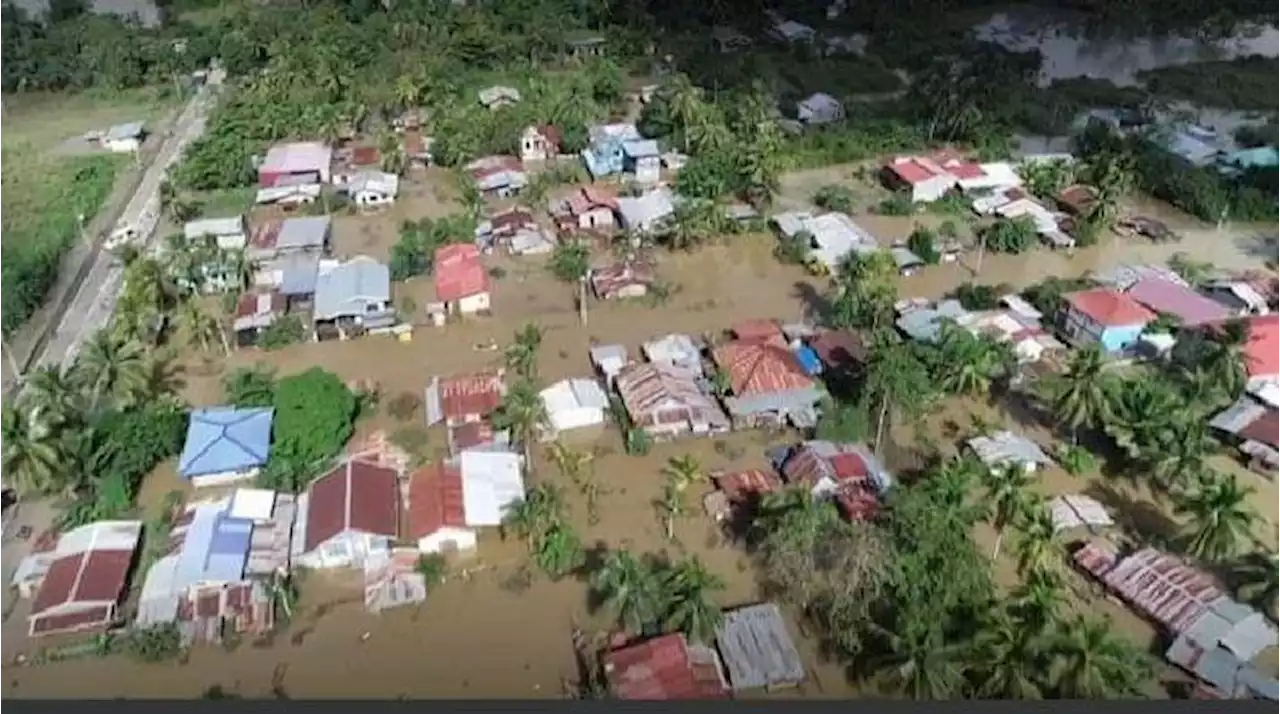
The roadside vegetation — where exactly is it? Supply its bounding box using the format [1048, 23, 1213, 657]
[1137, 55, 1280, 111]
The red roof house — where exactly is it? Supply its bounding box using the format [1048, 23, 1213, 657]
[603, 634, 730, 700]
[297, 460, 400, 569]
[1229, 314, 1280, 379]
[426, 371, 506, 427]
[1126, 278, 1230, 326]
[1062, 288, 1157, 353]
[28, 520, 143, 637]
[712, 341, 822, 427]
[780, 440, 893, 521]
[407, 463, 475, 554]
[434, 244, 491, 313]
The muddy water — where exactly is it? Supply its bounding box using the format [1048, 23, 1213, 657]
[974, 9, 1279, 87]
[7, 166, 1276, 697]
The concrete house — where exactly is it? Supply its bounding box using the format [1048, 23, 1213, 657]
[407, 463, 476, 555]
[178, 407, 274, 488]
[312, 256, 395, 334]
[520, 125, 562, 162]
[26, 520, 143, 637]
[1061, 288, 1157, 354]
[796, 93, 844, 126]
[553, 186, 619, 233]
[101, 121, 145, 153]
[434, 243, 491, 314]
[258, 142, 333, 187]
[184, 216, 247, 251]
[713, 340, 823, 428]
[342, 170, 400, 207]
[294, 460, 400, 570]
[615, 362, 730, 440]
[540, 378, 610, 435]
[622, 139, 661, 184]
[582, 123, 642, 179]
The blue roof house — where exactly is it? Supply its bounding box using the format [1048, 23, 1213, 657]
[178, 407, 274, 487]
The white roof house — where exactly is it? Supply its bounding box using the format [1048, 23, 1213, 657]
[460, 451, 526, 527]
[773, 212, 878, 270]
[616, 188, 676, 233]
[343, 170, 400, 205]
[967, 430, 1054, 472]
[955, 162, 1023, 193]
[1049, 494, 1114, 533]
[771, 19, 816, 42]
[184, 216, 246, 248]
[540, 378, 610, 435]
[643, 333, 705, 376]
[796, 93, 844, 126]
[589, 344, 629, 385]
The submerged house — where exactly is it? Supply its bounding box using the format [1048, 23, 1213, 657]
[615, 362, 730, 440]
[178, 407, 274, 488]
[603, 633, 730, 700]
[712, 340, 823, 428]
[232, 291, 287, 348]
[248, 215, 332, 261]
[26, 520, 144, 637]
[1060, 288, 1156, 354]
[434, 244, 491, 315]
[582, 123, 643, 179]
[312, 256, 395, 338]
[258, 141, 333, 188]
[293, 460, 401, 570]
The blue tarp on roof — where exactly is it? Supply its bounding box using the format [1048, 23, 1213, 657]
[178, 406, 274, 478]
[793, 345, 823, 376]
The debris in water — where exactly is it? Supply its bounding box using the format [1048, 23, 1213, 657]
[360, 632, 371, 642]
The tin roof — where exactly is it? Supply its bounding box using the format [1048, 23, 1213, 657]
[302, 460, 400, 552]
[1065, 288, 1156, 327]
[604, 634, 730, 700]
[713, 341, 814, 397]
[178, 407, 274, 478]
[434, 243, 490, 301]
[1127, 279, 1230, 326]
[407, 463, 468, 538]
[30, 521, 143, 617]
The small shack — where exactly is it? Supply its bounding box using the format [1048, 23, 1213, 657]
[715, 603, 806, 692]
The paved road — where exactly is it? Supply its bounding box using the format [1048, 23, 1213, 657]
[36, 69, 224, 370]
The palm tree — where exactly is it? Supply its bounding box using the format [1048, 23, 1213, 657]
[971, 609, 1049, 699]
[1206, 318, 1250, 398]
[378, 130, 408, 176]
[666, 198, 719, 251]
[934, 323, 1013, 396]
[984, 464, 1035, 560]
[661, 454, 704, 493]
[590, 550, 668, 635]
[922, 455, 987, 528]
[1227, 551, 1279, 617]
[547, 441, 591, 484]
[1084, 149, 1136, 227]
[503, 323, 544, 380]
[1, 404, 67, 496]
[178, 301, 229, 356]
[656, 479, 686, 541]
[1049, 616, 1152, 698]
[491, 379, 550, 462]
[1175, 472, 1259, 562]
[533, 523, 585, 579]
[1010, 569, 1067, 634]
[20, 364, 83, 428]
[662, 557, 725, 644]
[865, 618, 969, 699]
[664, 73, 707, 154]
[1147, 415, 1218, 492]
[1040, 344, 1112, 441]
[73, 330, 149, 411]
[1011, 501, 1061, 578]
[138, 350, 186, 405]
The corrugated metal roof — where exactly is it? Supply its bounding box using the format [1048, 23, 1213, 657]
[178, 407, 274, 478]
[715, 603, 806, 691]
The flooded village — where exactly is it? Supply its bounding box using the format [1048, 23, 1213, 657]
[2, 0, 1278, 702]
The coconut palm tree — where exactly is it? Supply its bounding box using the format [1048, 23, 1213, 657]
[922, 455, 988, 528]
[1, 404, 67, 496]
[1147, 415, 1218, 492]
[864, 617, 969, 699]
[1009, 569, 1067, 634]
[933, 323, 1013, 397]
[178, 301, 229, 356]
[656, 478, 687, 541]
[1175, 472, 1259, 562]
[971, 608, 1049, 699]
[1011, 501, 1061, 578]
[533, 523, 585, 579]
[378, 129, 408, 176]
[1040, 344, 1112, 441]
[20, 364, 83, 428]
[662, 557, 725, 644]
[491, 379, 550, 462]
[984, 464, 1035, 560]
[137, 349, 186, 405]
[661, 454, 704, 494]
[666, 197, 720, 251]
[1049, 615, 1153, 699]
[73, 330, 149, 411]
[1102, 377, 1185, 460]
[664, 73, 708, 154]
[589, 550, 669, 635]
[503, 323, 544, 380]
[1205, 318, 1251, 399]
[1227, 551, 1279, 617]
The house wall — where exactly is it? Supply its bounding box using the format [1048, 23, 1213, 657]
[578, 207, 615, 229]
[29, 602, 118, 637]
[418, 527, 479, 555]
[725, 387, 822, 424]
[521, 136, 549, 162]
[189, 467, 261, 489]
[454, 292, 491, 314]
[104, 137, 140, 154]
[550, 406, 605, 433]
[633, 157, 661, 184]
[911, 177, 953, 203]
[300, 531, 392, 570]
[355, 190, 394, 206]
[636, 407, 693, 439]
[215, 233, 248, 251]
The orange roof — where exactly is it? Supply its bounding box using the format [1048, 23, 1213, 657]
[434, 243, 489, 301]
[713, 341, 814, 396]
[1065, 288, 1156, 327]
